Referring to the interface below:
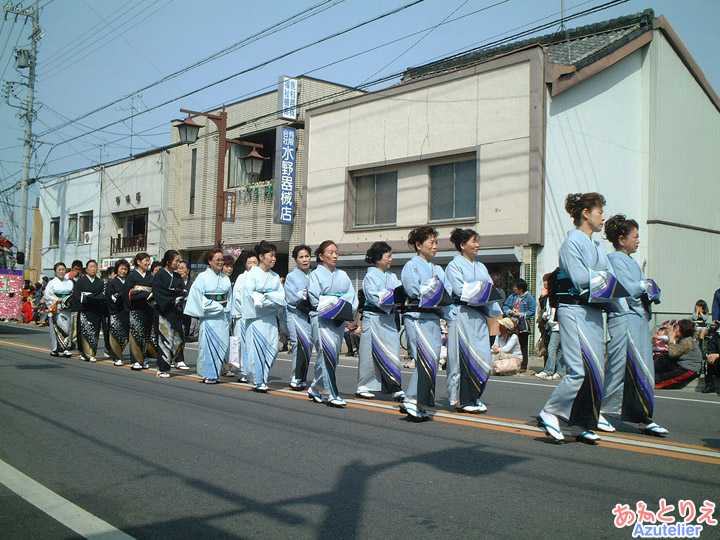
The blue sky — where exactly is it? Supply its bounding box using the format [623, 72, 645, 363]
[0, 0, 718, 241]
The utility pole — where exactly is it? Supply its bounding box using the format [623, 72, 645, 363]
[4, 0, 42, 271]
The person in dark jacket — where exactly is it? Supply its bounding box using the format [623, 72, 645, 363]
[701, 325, 720, 393]
[654, 319, 702, 389]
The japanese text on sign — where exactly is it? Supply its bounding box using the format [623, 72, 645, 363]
[278, 127, 296, 223]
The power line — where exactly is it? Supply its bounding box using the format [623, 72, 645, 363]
[36, 0, 348, 138]
[410, 0, 630, 75]
[359, 0, 486, 84]
[29, 0, 563, 172]
[41, 0, 165, 79]
[26, 0, 628, 182]
[40, 0, 144, 66]
[0, 16, 26, 83]
[15, 0, 426, 174]
[37, 0, 427, 152]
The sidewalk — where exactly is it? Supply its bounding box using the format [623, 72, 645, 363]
[525, 354, 714, 396]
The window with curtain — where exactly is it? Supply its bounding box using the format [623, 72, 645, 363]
[429, 159, 476, 221]
[227, 145, 253, 188]
[67, 214, 78, 242]
[354, 171, 397, 227]
[49, 217, 59, 246]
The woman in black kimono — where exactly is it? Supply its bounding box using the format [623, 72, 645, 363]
[106, 259, 130, 366]
[73, 260, 105, 362]
[125, 252, 154, 371]
[152, 250, 187, 378]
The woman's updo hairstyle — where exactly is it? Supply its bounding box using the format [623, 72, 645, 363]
[161, 249, 180, 267]
[133, 252, 151, 266]
[449, 228, 478, 252]
[407, 226, 438, 252]
[254, 240, 277, 257]
[365, 241, 392, 265]
[315, 240, 337, 263]
[565, 192, 606, 226]
[604, 214, 639, 249]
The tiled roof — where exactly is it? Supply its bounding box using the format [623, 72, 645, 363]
[403, 9, 655, 81]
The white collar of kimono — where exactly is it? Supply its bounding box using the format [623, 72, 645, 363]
[459, 254, 477, 279]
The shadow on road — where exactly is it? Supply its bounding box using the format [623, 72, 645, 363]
[1, 389, 530, 539]
[701, 438, 720, 450]
[0, 323, 46, 336]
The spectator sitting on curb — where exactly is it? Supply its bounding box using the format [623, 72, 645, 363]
[654, 319, 702, 390]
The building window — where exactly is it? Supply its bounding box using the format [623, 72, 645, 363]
[354, 171, 397, 227]
[49, 217, 59, 246]
[110, 211, 147, 255]
[79, 212, 93, 242]
[189, 148, 197, 215]
[228, 145, 251, 188]
[429, 159, 476, 221]
[67, 214, 78, 242]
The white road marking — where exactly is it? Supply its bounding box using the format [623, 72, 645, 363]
[0, 459, 136, 540]
[1, 339, 718, 408]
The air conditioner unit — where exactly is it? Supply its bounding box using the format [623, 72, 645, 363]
[82, 231, 93, 243]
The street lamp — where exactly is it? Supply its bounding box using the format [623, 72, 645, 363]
[242, 147, 269, 181]
[174, 116, 201, 145]
[174, 106, 266, 248]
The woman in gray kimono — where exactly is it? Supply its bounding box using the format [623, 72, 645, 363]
[445, 228, 502, 413]
[599, 215, 667, 436]
[285, 245, 314, 390]
[400, 226, 452, 421]
[307, 240, 358, 408]
[355, 241, 405, 401]
[539, 193, 617, 444]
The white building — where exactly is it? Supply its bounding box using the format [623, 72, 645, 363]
[40, 169, 101, 274]
[303, 10, 720, 324]
[97, 147, 171, 272]
[39, 147, 172, 275]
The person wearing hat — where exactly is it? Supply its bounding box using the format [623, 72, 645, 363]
[493, 317, 522, 359]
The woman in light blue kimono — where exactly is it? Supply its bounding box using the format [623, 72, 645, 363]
[285, 244, 314, 390]
[184, 248, 232, 384]
[539, 193, 621, 444]
[230, 253, 258, 383]
[400, 226, 452, 420]
[356, 241, 405, 401]
[445, 228, 502, 413]
[600, 215, 667, 436]
[242, 241, 286, 393]
[307, 240, 358, 408]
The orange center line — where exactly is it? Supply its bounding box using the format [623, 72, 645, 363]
[2, 338, 719, 464]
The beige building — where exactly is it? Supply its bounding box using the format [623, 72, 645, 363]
[167, 77, 363, 276]
[304, 10, 720, 323]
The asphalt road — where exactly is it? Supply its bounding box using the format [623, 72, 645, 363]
[1, 322, 718, 540]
